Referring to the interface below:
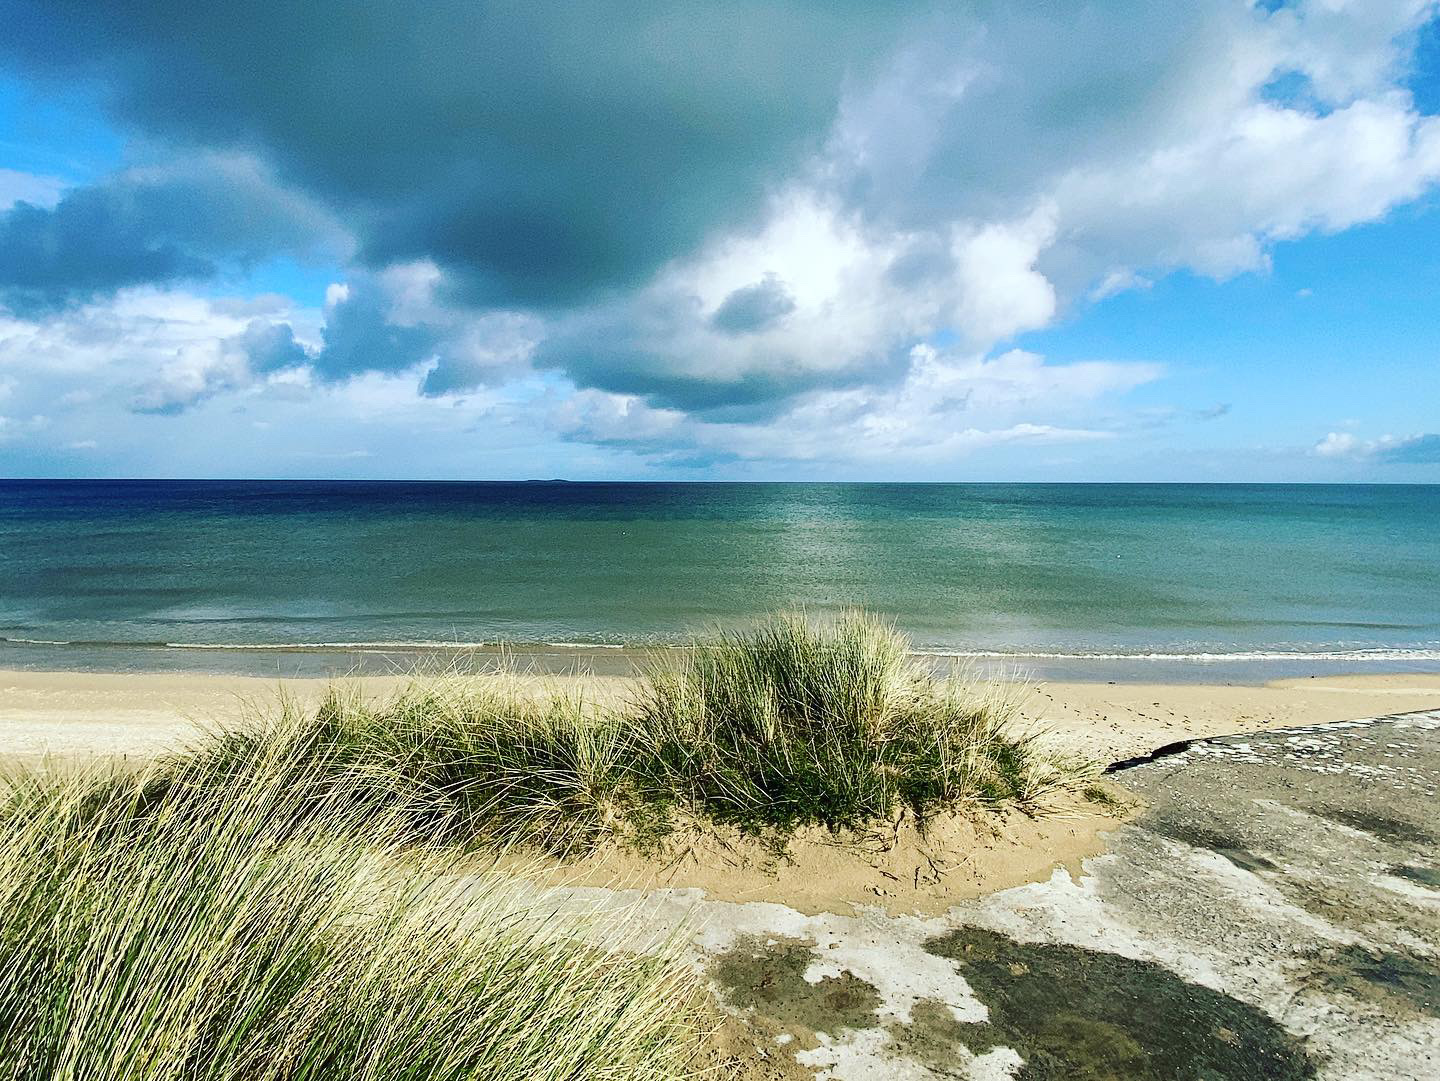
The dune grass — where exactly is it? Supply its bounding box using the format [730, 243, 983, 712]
[0, 746, 702, 1081]
[149, 611, 1086, 853]
[169, 680, 641, 854]
[630, 611, 1067, 830]
[0, 611, 1090, 1081]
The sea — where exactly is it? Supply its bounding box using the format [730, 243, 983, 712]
[2, 480, 1438, 683]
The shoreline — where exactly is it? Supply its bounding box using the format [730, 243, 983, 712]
[5, 637, 1440, 687]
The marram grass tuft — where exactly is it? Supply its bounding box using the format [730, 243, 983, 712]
[0, 745, 703, 1081]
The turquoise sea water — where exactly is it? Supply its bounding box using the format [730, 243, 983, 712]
[2, 481, 1438, 681]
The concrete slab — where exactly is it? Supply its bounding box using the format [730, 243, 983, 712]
[546, 710, 1440, 1079]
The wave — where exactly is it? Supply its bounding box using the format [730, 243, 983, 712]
[0, 636, 633, 652]
[5, 634, 1440, 663]
[912, 647, 1440, 662]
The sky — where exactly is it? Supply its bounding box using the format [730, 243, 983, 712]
[0, 0, 1437, 482]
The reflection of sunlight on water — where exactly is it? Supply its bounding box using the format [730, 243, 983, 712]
[145, 601, 355, 623]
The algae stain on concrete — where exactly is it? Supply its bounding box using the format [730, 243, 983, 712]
[1389, 863, 1440, 888]
[922, 927, 1318, 1080]
[1312, 806, 1434, 846]
[709, 935, 882, 1038]
[1305, 944, 1440, 1018]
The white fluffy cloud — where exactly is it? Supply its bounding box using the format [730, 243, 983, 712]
[0, 287, 323, 415]
[0, 167, 65, 210]
[1314, 429, 1440, 462]
[534, 193, 1061, 414]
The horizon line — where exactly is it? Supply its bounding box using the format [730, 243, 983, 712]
[4, 477, 1439, 488]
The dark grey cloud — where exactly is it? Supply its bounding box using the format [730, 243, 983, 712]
[0, 193, 208, 315]
[420, 360, 482, 399]
[310, 279, 437, 381]
[710, 274, 797, 334]
[1, 1, 921, 309]
[238, 319, 309, 374]
[1378, 433, 1440, 464]
[0, 156, 340, 314]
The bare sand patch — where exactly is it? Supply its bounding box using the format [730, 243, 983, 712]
[497, 797, 1128, 918]
[1018, 672, 1440, 764]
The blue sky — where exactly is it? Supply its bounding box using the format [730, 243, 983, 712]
[0, 0, 1437, 481]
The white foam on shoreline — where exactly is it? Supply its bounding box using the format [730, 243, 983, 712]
[4, 636, 1439, 662]
[913, 647, 1440, 662]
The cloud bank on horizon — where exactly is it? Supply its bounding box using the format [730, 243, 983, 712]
[0, 0, 1437, 479]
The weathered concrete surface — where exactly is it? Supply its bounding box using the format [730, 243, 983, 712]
[553, 710, 1440, 1079]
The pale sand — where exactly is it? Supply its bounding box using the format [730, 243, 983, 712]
[4, 667, 1438, 915]
[4, 667, 1438, 765]
[497, 801, 1125, 917]
[1019, 672, 1440, 763]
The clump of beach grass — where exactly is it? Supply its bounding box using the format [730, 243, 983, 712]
[631, 611, 1074, 831]
[144, 611, 1086, 853]
[166, 676, 640, 855]
[0, 745, 702, 1081]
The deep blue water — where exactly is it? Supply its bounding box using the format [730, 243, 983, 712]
[2, 480, 1438, 680]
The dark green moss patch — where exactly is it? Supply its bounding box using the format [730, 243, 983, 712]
[885, 1000, 980, 1075]
[923, 927, 1318, 1080]
[709, 936, 881, 1037]
[1388, 864, 1440, 888]
[1305, 945, 1440, 1018]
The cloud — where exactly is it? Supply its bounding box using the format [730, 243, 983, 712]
[11, 2, 1433, 314]
[0, 166, 66, 210]
[0, 155, 344, 314]
[529, 194, 1058, 413]
[1, 1, 924, 309]
[0, 286, 322, 417]
[131, 312, 320, 414]
[550, 344, 1159, 466]
[1313, 430, 1440, 463]
[2, 1, 1439, 465]
[1377, 433, 1440, 463]
[309, 277, 437, 382]
[467, 0, 1440, 417]
[0, 412, 49, 441]
[238, 319, 309, 374]
[419, 311, 540, 397]
[710, 274, 798, 335]
[300, 264, 540, 393]
[1314, 431, 1364, 457]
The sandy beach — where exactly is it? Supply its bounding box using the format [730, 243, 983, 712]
[7, 664, 1439, 919]
[5, 666, 1439, 766]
